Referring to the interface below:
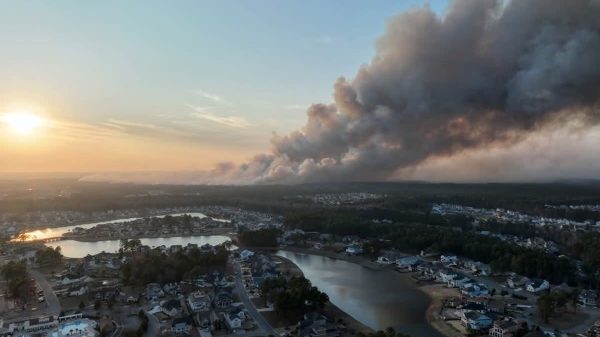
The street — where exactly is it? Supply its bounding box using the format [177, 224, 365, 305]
[233, 261, 277, 336]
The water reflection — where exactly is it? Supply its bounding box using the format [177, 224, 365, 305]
[276, 251, 443, 337]
[47, 235, 231, 258]
[18, 212, 221, 241]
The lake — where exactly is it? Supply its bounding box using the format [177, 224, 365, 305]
[46, 235, 232, 258]
[276, 251, 443, 337]
[19, 212, 222, 241]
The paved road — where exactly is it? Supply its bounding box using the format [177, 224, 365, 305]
[143, 310, 160, 337]
[233, 261, 277, 336]
[3, 269, 61, 322]
[30, 269, 61, 316]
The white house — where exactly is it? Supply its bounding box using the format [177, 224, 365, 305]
[461, 284, 489, 297]
[450, 275, 474, 288]
[438, 269, 458, 283]
[489, 319, 520, 337]
[376, 256, 393, 265]
[224, 308, 245, 330]
[396, 256, 420, 268]
[461, 311, 492, 330]
[61, 274, 87, 286]
[345, 244, 363, 255]
[526, 279, 550, 293]
[240, 250, 255, 261]
[187, 291, 210, 312]
[441, 255, 458, 264]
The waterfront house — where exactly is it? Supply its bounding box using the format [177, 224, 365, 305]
[396, 256, 420, 268]
[345, 244, 363, 255]
[449, 274, 474, 288]
[297, 313, 342, 337]
[506, 275, 530, 289]
[438, 269, 459, 283]
[526, 279, 550, 293]
[462, 284, 489, 298]
[461, 311, 493, 330]
[376, 256, 393, 265]
[489, 319, 520, 337]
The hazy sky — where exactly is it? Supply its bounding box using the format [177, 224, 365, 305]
[2, 0, 599, 184]
[0, 0, 447, 173]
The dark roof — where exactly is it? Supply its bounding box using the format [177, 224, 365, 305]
[163, 299, 181, 311]
[494, 320, 519, 330]
[173, 316, 193, 326]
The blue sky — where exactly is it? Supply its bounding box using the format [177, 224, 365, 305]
[0, 0, 448, 171]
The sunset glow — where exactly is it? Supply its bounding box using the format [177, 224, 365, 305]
[2, 111, 43, 135]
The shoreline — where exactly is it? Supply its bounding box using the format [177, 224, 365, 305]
[58, 228, 234, 242]
[273, 246, 459, 337]
[271, 253, 375, 336]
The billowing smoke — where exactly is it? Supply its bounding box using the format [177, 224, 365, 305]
[211, 0, 600, 184]
[83, 0, 600, 184]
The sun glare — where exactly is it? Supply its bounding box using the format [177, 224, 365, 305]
[2, 111, 43, 135]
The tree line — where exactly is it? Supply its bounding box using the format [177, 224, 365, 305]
[121, 244, 228, 285]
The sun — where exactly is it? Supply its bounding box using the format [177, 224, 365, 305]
[2, 111, 43, 135]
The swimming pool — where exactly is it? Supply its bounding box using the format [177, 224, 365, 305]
[52, 319, 97, 337]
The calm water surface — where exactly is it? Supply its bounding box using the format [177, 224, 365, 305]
[276, 251, 443, 337]
[47, 235, 231, 258]
[20, 212, 221, 241]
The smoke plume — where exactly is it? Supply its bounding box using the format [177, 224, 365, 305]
[83, 0, 600, 184]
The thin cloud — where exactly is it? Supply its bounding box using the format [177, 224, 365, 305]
[189, 105, 252, 129]
[193, 89, 231, 105]
[283, 104, 307, 110]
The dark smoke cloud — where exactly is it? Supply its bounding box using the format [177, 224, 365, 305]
[83, 0, 600, 184]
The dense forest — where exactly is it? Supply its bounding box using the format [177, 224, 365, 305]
[237, 229, 280, 247]
[259, 276, 329, 322]
[121, 244, 228, 285]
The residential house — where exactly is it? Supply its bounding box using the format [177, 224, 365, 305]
[396, 256, 420, 268]
[172, 317, 193, 335]
[214, 290, 233, 309]
[449, 274, 474, 288]
[526, 279, 550, 293]
[579, 289, 598, 307]
[461, 284, 489, 298]
[297, 313, 342, 337]
[461, 311, 493, 331]
[507, 275, 530, 289]
[486, 299, 506, 314]
[224, 308, 245, 330]
[240, 250, 254, 261]
[441, 255, 458, 264]
[489, 319, 520, 337]
[187, 291, 211, 312]
[438, 269, 458, 283]
[145, 283, 165, 300]
[60, 274, 87, 286]
[161, 299, 182, 317]
[376, 256, 393, 265]
[345, 244, 363, 256]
